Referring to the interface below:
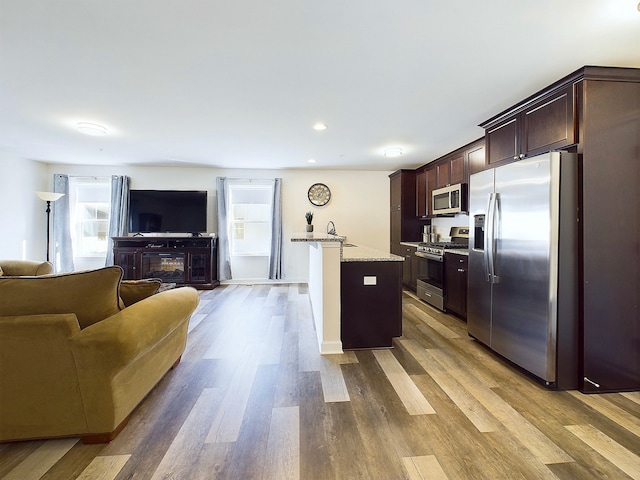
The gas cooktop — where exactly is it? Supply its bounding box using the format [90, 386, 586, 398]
[419, 226, 469, 251]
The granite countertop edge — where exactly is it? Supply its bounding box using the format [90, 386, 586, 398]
[290, 235, 403, 262]
[445, 249, 469, 256]
[400, 241, 421, 247]
[290, 233, 346, 242]
[341, 245, 404, 262]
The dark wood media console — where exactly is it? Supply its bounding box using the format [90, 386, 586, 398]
[112, 236, 219, 289]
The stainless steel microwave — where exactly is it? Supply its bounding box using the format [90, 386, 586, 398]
[432, 183, 467, 215]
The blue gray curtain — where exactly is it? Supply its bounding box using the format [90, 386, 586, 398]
[105, 175, 130, 266]
[52, 174, 74, 272]
[216, 177, 232, 280]
[268, 178, 283, 280]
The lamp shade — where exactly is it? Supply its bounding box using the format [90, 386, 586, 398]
[36, 191, 65, 202]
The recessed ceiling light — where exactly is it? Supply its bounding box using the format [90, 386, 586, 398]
[313, 123, 327, 131]
[308, 158, 317, 163]
[77, 122, 107, 136]
[384, 147, 403, 157]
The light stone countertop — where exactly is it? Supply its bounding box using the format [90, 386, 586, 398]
[341, 244, 404, 262]
[290, 234, 403, 262]
[445, 249, 469, 256]
[400, 241, 421, 248]
[290, 233, 346, 243]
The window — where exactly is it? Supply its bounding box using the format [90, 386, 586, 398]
[68, 177, 111, 257]
[228, 183, 273, 256]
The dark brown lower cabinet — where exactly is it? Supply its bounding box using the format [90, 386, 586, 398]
[340, 261, 402, 349]
[392, 243, 418, 291]
[444, 252, 467, 319]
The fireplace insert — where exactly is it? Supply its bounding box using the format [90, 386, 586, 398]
[141, 252, 185, 282]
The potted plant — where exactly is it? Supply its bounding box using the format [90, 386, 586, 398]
[305, 211, 314, 232]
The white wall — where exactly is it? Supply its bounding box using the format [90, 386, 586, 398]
[0, 155, 50, 261]
[43, 163, 392, 281]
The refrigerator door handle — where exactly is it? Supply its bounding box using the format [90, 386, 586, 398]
[483, 193, 492, 281]
[486, 192, 500, 284]
[492, 193, 500, 283]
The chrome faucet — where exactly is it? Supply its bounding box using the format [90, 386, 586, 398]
[326, 221, 336, 235]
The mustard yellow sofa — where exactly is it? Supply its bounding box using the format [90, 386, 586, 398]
[0, 259, 53, 276]
[0, 265, 199, 443]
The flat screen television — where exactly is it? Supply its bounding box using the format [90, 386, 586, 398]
[128, 190, 207, 234]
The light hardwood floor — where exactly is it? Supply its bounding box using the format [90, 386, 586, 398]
[1, 284, 639, 479]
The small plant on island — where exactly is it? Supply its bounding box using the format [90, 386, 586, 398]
[305, 211, 314, 232]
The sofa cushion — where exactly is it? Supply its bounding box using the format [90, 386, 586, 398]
[0, 266, 123, 329]
[119, 279, 162, 307]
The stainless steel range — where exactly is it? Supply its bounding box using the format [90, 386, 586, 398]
[415, 226, 468, 311]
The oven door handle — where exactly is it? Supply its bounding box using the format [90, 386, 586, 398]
[415, 251, 443, 262]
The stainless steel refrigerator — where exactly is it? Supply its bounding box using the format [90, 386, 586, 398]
[467, 152, 579, 388]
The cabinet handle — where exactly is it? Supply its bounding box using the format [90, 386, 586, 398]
[458, 268, 465, 272]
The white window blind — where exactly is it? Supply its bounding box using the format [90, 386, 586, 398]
[228, 182, 273, 256]
[68, 177, 111, 257]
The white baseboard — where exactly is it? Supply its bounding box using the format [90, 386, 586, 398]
[319, 340, 343, 355]
[221, 278, 307, 285]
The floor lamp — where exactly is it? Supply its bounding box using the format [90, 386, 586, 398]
[35, 191, 65, 262]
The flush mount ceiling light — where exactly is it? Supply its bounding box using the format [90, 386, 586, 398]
[77, 122, 107, 136]
[308, 158, 317, 163]
[313, 123, 327, 131]
[384, 147, 403, 157]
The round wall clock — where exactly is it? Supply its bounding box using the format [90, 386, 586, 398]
[308, 183, 331, 206]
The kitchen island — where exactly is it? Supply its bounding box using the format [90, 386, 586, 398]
[291, 234, 403, 354]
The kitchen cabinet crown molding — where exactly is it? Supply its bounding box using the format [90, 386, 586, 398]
[479, 65, 640, 130]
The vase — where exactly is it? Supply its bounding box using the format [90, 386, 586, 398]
[306, 224, 313, 232]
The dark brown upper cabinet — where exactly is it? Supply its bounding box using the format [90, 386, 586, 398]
[466, 141, 486, 176]
[390, 169, 426, 244]
[436, 161, 451, 188]
[449, 154, 465, 185]
[481, 85, 576, 168]
[427, 166, 437, 216]
[435, 154, 464, 188]
[416, 169, 428, 218]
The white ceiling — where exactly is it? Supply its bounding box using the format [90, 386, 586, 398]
[1, 0, 639, 171]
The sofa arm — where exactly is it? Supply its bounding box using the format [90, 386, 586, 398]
[71, 287, 199, 369]
[69, 287, 199, 433]
[0, 314, 89, 441]
[0, 259, 54, 276]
